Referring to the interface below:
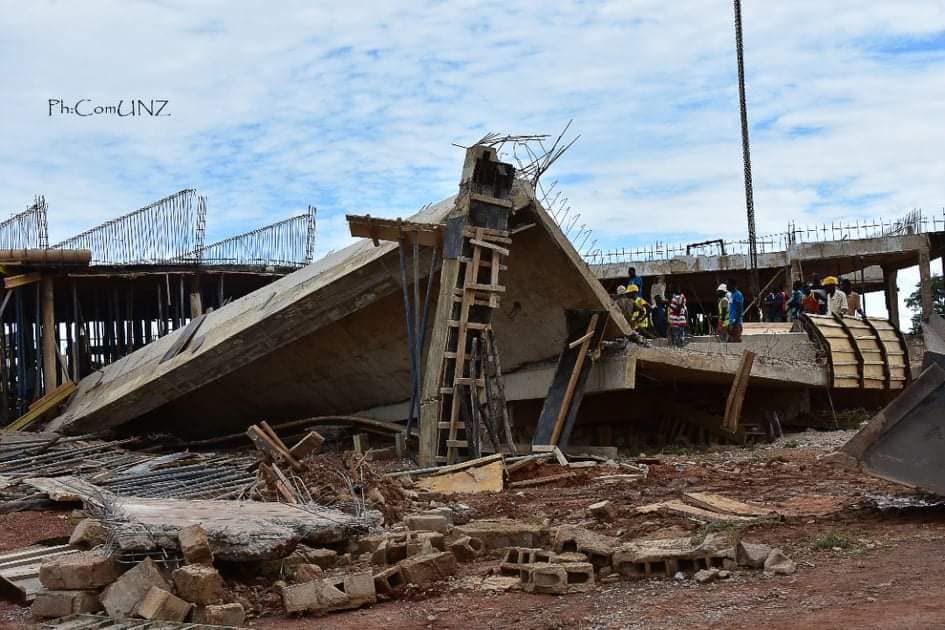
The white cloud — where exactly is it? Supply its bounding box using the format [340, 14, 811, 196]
[0, 0, 943, 272]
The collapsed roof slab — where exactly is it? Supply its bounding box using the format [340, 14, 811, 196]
[50, 181, 626, 438]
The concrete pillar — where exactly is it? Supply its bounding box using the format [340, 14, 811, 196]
[41, 276, 57, 392]
[189, 276, 203, 318]
[919, 247, 933, 322]
[883, 267, 899, 330]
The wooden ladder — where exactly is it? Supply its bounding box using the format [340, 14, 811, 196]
[435, 226, 510, 464]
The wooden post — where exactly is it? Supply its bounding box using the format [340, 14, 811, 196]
[394, 432, 406, 458]
[883, 266, 900, 330]
[418, 256, 461, 467]
[919, 246, 933, 322]
[40, 276, 56, 393]
[550, 313, 599, 446]
[353, 433, 369, 456]
[189, 275, 203, 318]
[722, 350, 756, 433]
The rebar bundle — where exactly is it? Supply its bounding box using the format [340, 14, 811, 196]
[0, 196, 48, 249]
[181, 207, 316, 267]
[51, 189, 206, 265]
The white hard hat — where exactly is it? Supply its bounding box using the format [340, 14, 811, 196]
[616, 285, 627, 294]
[717, 283, 727, 292]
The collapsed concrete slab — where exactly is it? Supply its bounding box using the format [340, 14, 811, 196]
[49, 148, 626, 442]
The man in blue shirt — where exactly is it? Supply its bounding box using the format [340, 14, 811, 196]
[627, 266, 643, 295]
[727, 277, 744, 342]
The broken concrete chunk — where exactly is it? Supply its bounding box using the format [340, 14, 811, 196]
[39, 550, 118, 590]
[398, 551, 458, 586]
[68, 518, 108, 549]
[520, 561, 595, 594]
[374, 565, 407, 595]
[449, 535, 484, 562]
[178, 524, 213, 565]
[31, 590, 101, 618]
[405, 513, 450, 533]
[135, 585, 192, 622]
[173, 564, 224, 605]
[281, 577, 362, 614]
[297, 546, 337, 569]
[764, 548, 796, 575]
[736, 541, 773, 569]
[587, 500, 616, 521]
[552, 526, 618, 572]
[100, 558, 171, 619]
[454, 519, 546, 550]
[291, 563, 324, 583]
[694, 568, 719, 584]
[192, 602, 246, 625]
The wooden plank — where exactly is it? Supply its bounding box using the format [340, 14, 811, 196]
[722, 350, 756, 433]
[550, 314, 599, 445]
[414, 459, 504, 494]
[508, 471, 578, 488]
[3, 272, 42, 289]
[386, 453, 505, 478]
[5, 381, 77, 432]
[246, 425, 303, 471]
[682, 492, 777, 517]
[288, 431, 325, 459]
[635, 499, 757, 523]
[468, 239, 510, 256]
[346, 214, 443, 247]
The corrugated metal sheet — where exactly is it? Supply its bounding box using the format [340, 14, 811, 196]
[0, 543, 78, 603]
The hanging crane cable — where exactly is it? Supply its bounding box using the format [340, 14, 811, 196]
[733, 0, 761, 312]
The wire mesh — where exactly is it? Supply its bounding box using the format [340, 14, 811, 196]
[182, 208, 316, 267]
[0, 196, 48, 249]
[51, 189, 206, 265]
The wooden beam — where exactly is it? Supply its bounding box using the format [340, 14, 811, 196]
[722, 350, 756, 433]
[41, 276, 57, 393]
[346, 214, 443, 247]
[5, 381, 77, 432]
[3, 272, 42, 289]
[550, 313, 599, 445]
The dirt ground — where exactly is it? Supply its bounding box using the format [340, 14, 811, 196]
[5, 429, 945, 629]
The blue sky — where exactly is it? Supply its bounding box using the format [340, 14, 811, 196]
[0, 1, 943, 312]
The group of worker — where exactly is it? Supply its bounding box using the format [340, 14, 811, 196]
[614, 267, 864, 347]
[613, 267, 747, 347]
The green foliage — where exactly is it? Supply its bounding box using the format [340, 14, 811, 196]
[811, 531, 854, 550]
[905, 274, 945, 334]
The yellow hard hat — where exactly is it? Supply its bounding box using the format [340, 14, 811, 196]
[822, 276, 839, 286]
[627, 284, 640, 293]
[616, 285, 628, 294]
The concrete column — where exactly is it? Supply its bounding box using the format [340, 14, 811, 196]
[41, 275, 57, 392]
[883, 267, 899, 329]
[189, 275, 203, 318]
[919, 247, 933, 322]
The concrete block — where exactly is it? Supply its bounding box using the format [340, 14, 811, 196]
[398, 551, 458, 586]
[327, 571, 376, 610]
[562, 562, 596, 592]
[449, 535, 484, 562]
[39, 550, 118, 590]
[281, 579, 349, 614]
[694, 568, 719, 584]
[192, 602, 246, 625]
[357, 534, 388, 554]
[553, 526, 617, 572]
[135, 585, 192, 622]
[521, 563, 568, 594]
[178, 524, 213, 565]
[455, 519, 546, 550]
[68, 518, 108, 549]
[737, 541, 772, 569]
[405, 514, 450, 533]
[100, 558, 171, 618]
[31, 590, 101, 618]
[374, 565, 406, 595]
[173, 564, 224, 605]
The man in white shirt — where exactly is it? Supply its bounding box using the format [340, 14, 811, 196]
[823, 276, 848, 317]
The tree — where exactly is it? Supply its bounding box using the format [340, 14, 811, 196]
[905, 274, 945, 334]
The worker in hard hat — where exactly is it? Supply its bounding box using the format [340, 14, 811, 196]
[614, 285, 635, 322]
[822, 276, 848, 317]
[715, 283, 730, 340]
[626, 284, 652, 334]
[613, 285, 650, 346]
